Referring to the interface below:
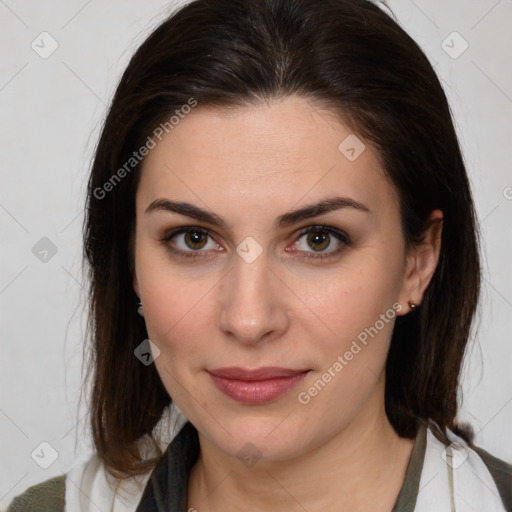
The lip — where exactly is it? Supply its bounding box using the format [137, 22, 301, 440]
[208, 367, 311, 404]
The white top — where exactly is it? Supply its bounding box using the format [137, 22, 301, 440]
[63, 403, 188, 512]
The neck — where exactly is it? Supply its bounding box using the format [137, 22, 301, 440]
[187, 383, 416, 512]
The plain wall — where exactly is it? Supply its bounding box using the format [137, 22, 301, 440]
[1, 0, 511, 508]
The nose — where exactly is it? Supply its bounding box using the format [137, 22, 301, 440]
[218, 248, 289, 346]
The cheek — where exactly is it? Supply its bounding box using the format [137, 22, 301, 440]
[288, 250, 404, 411]
[291, 252, 403, 344]
[293, 267, 400, 428]
[141, 271, 211, 402]
[135, 245, 210, 354]
[143, 279, 209, 354]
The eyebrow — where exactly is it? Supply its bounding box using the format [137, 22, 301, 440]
[145, 196, 370, 230]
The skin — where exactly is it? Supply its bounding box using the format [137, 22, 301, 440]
[132, 95, 443, 512]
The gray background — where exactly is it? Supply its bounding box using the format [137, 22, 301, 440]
[1, 0, 511, 508]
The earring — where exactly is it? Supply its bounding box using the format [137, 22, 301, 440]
[408, 299, 417, 310]
[137, 300, 144, 318]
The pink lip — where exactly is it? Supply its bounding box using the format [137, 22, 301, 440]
[208, 367, 310, 404]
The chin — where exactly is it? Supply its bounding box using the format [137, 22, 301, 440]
[203, 413, 315, 463]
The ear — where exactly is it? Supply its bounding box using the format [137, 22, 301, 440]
[397, 209, 443, 315]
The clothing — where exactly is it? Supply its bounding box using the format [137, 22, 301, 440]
[6, 404, 512, 511]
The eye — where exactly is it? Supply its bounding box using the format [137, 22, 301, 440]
[287, 225, 351, 261]
[161, 227, 221, 259]
[160, 224, 351, 262]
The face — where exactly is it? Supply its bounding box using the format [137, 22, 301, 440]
[132, 96, 435, 462]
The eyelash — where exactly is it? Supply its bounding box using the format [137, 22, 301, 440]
[159, 225, 351, 262]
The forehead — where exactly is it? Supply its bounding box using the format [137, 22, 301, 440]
[136, 96, 395, 217]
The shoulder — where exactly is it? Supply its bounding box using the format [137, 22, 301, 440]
[5, 451, 95, 512]
[422, 421, 512, 511]
[446, 425, 512, 511]
[472, 443, 512, 511]
[6, 474, 65, 512]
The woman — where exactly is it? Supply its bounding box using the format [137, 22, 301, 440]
[7, 0, 511, 510]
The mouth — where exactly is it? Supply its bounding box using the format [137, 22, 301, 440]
[207, 366, 311, 404]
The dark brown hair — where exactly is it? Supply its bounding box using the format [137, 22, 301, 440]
[82, 0, 480, 479]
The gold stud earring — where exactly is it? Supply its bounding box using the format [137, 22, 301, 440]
[408, 299, 417, 310]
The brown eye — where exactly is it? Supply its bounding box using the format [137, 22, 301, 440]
[184, 230, 208, 250]
[287, 225, 351, 261]
[161, 227, 220, 259]
[306, 231, 330, 251]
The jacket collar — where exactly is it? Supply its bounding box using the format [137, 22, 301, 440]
[136, 421, 199, 512]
